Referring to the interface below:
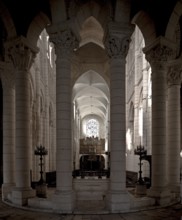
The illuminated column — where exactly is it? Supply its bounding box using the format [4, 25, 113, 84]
[143, 37, 176, 205]
[7, 37, 38, 205]
[49, 28, 78, 213]
[35, 67, 41, 180]
[142, 59, 149, 148]
[1, 64, 15, 200]
[134, 50, 143, 146]
[105, 30, 131, 212]
[166, 60, 182, 196]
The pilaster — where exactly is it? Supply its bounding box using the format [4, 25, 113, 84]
[6, 36, 38, 205]
[166, 59, 182, 197]
[143, 37, 176, 205]
[104, 29, 131, 212]
[48, 28, 78, 213]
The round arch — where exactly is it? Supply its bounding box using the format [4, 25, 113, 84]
[165, 1, 182, 57]
[131, 10, 156, 46]
[165, 1, 182, 40]
[0, 0, 16, 39]
[27, 12, 51, 48]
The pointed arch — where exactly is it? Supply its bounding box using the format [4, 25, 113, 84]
[79, 16, 104, 48]
[70, 1, 112, 41]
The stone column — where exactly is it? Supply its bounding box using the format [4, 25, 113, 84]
[105, 32, 131, 212]
[0, 63, 15, 200]
[49, 28, 78, 213]
[7, 37, 38, 205]
[143, 37, 176, 205]
[166, 61, 182, 197]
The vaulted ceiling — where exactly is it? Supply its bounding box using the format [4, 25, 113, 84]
[0, 0, 180, 122]
[1, 0, 179, 37]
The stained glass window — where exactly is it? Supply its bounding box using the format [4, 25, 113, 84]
[86, 119, 99, 137]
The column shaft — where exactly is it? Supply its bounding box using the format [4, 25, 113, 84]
[6, 37, 38, 205]
[1, 68, 16, 200]
[48, 28, 78, 213]
[167, 85, 180, 191]
[166, 63, 182, 196]
[110, 58, 126, 191]
[3, 88, 15, 184]
[151, 68, 167, 188]
[143, 37, 176, 205]
[15, 70, 31, 188]
[56, 58, 72, 192]
[104, 31, 132, 212]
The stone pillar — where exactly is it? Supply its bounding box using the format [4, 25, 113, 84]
[166, 61, 182, 197]
[49, 28, 78, 213]
[7, 37, 38, 205]
[143, 37, 176, 205]
[105, 32, 131, 212]
[0, 63, 16, 200]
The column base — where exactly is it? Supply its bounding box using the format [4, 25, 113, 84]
[2, 183, 15, 201]
[106, 190, 130, 213]
[35, 183, 47, 198]
[147, 187, 171, 206]
[12, 187, 36, 206]
[135, 183, 147, 196]
[168, 184, 180, 194]
[52, 190, 75, 213]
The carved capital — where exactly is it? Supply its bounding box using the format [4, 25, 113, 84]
[5, 36, 38, 71]
[49, 29, 79, 57]
[105, 34, 130, 59]
[145, 44, 175, 63]
[167, 63, 182, 87]
[143, 37, 176, 64]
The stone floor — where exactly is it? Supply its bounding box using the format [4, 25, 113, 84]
[1, 202, 182, 219]
[0, 195, 182, 219]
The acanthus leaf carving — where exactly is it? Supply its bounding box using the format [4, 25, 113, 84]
[105, 34, 130, 59]
[49, 29, 79, 57]
[144, 44, 176, 63]
[167, 65, 182, 86]
[8, 44, 36, 71]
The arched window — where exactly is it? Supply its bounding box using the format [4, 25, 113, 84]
[86, 119, 99, 137]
